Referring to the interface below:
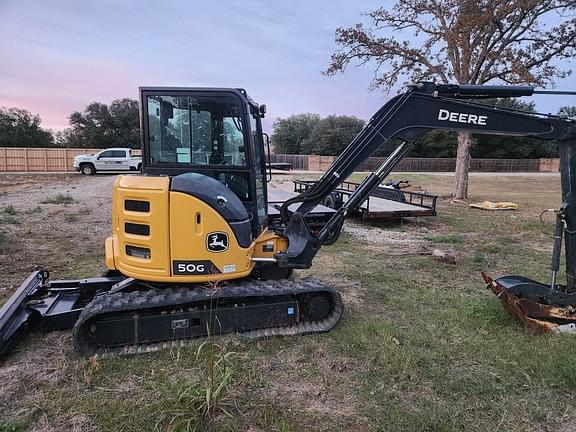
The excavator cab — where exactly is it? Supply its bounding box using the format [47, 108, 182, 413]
[141, 88, 269, 234]
[102, 88, 282, 283]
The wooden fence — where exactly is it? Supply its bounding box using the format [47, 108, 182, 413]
[0, 147, 559, 173]
[359, 157, 540, 172]
[271, 154, 551, 172]
[0, 148, 101, 172]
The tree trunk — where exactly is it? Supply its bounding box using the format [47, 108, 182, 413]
[454, 131, 472, 200]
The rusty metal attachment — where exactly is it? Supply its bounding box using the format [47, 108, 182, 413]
[483, 135, 576, 335]
[482, 272, 571, 332]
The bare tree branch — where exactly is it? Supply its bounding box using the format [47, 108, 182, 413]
[325, 0, 576, 198]
[327, 0, 576, 89]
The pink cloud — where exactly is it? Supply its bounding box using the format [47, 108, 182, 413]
[0, 57, 144, 131]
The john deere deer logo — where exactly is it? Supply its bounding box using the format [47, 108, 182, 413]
[206, 232, 228, 252]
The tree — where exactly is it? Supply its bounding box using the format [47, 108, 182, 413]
[327, 0, 576, 199]
[472, 98, 557, 158]
[409, 131, 458, 158]
[61, 98, 139, 148]
[271, 113, 320, 154]
[109, 99, 140, 148]
[0, 107, 54, 147]
[301, 115, 365, 155]
[559, 106, 576, 119]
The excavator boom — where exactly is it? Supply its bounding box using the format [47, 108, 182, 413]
[278, 82, 576, 268]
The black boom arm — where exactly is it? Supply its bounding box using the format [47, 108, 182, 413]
[276, 82, 576, 269]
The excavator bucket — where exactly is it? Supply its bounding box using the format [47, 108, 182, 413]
[481, 135, 576, 335]
[482, 272, 576, 333]
[481, 273, 558, 332]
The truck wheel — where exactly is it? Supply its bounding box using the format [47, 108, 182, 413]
[80, 164, 95, 175]
[137, 163, 142, 171]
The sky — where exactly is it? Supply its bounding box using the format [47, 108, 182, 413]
[1, 0, 575, 133]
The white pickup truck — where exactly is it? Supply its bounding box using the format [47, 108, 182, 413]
[73, 148, 142, 175]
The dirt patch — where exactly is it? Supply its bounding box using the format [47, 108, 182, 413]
[0, 174, 116, 426]
[0, 174, 114, 299]
[259, 345, 366, 428]
[343, 222, 428, 254]
[29, 414, 97, 432]
[0, 174, 79, 194]
[0, 332, 71, 415]
[559, 419, 576, 432]
[298, 252, 368, 305]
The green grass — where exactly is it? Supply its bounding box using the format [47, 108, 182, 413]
[3, 174, 576, 431]
[3, 205, 17, 216]
[424, 233, 463, 244]
[0, 215, 19, 225]
[326, 239, 576, 431]
[41, 194, 75, 205]
[64, 213, 79, 223]
[0, 421, 27, 432]
[154, 341, 237, 431]
[1, 205, 19, 224]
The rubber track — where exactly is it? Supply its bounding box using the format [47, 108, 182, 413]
[73, 278, 343, 357]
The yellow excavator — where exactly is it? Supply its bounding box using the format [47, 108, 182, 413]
[1, 82, 576, 357]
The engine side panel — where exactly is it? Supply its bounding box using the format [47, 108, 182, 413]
[106, 175, 255, 283]
[169, 191, 254, 281]
[109, 175, 171, 279]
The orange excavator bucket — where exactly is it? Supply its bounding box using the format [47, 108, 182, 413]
[482, 272, 576, 334]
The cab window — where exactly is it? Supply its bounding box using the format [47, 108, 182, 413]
[147, 95, 247, 167]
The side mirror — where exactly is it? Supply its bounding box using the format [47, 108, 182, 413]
[259, 104, 266, 118]
[96, 155, 101, 160]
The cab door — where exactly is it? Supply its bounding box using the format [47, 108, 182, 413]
[248, 107, 268, 229]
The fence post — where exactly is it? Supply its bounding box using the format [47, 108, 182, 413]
[44, 148, 48, 172]
[1, 148, 5, 172]
[23, 148, 28, 172]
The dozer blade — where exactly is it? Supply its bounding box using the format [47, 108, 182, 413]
[0, 271, 47, 356]
[482, 272, 576, 332]
[0, 271, 125, 358]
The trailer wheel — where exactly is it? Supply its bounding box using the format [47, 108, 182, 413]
[80, 164, 95, 175]
[323, 192, 343, 210]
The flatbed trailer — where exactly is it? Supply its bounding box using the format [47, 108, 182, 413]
[293, 180, 437, 220]
[267, 162, 292, 171]
[267, 187, 335, 228]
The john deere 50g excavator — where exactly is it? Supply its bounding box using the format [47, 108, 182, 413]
[1, 82, 576, 357]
